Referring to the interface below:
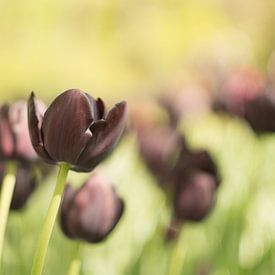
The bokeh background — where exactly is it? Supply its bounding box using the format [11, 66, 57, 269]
[1, 0, 275, 274]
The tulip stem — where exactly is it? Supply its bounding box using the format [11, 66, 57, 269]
[167, 231, 185, 275]
[68, 242, 83, 275]
[31, 163, 70, 275]
[0, 161, 16, 268]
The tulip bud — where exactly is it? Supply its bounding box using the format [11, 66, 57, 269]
[60, 173, 124, 243]
[174, 170, 217, 221]
[28, 89, 127, 172]
[173, 148, 219, 222]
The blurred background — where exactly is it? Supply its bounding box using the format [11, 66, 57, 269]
[1, 0, 275, 274]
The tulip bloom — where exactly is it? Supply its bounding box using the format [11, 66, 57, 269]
[60, 173, 124, 243]
[28, 89, 127, 275]
[28, 89, 127, 172]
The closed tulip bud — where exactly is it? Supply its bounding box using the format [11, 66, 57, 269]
[60, 173, 124, 243]
[173, 148, 219, 222]
[0, 101, 37, 161]
[174, 170, 217, 221]
[28, 89, 127, 172]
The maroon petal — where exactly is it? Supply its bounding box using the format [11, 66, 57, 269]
[10, 101, 37, 161]
[28, 93, 54, 163]
[41, 89, 94, 164]
[76, 101, 127, 172]
[96, 98, 105, 119]
[60, 184, 76, 238]
[174, 171, 217, 221]
[0, 104, 15, 159]
[74, 174, 124, 242]
[10, 163, 37, 210]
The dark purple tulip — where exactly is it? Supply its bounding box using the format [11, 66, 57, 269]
[174, 171, 217, 221]
[0, 101, 37, 161]
[28, 89, 127, 172]
[60, 173, 124, 243]
[0, 162, 40, 209]
[173, 147, 219, 222]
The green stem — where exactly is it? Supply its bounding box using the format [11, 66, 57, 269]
[0, 161, 16, 267]
[68, 242, 83, 275]
[167, 231, 185, 275]
[31, 163, 70, 275]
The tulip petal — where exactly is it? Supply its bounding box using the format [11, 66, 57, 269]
[41, 89, 94, 164]
[60, 185, 77, 238]
[96, 98, 105, 119]
[75, 174, 124, 242]
[75, 101, 127, 172]
[0, 104, 15, 159]
[28, 92, 55, 163]
[10, 163, 37, 210]
[174, 171, 216, 221]
[10, 101, 37, 160]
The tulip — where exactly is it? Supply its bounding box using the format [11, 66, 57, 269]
[0, 100, 42, 267]
[28, 89, 127, 275]
[173, 149, 219, 222]
[60, 173, 124, 243]
[28, 89, 127, 172]
[174, 170, 217, 221]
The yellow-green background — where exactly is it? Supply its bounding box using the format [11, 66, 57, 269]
[1, 1, 275, 274]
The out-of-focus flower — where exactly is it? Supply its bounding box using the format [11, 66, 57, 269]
[166, 148, 219, 236]
[0, 101, 38, 162]
[212, 67, 275, 133]
[131, 97, 221, 241]
[174, 170, 218, 221]
[28, 89, 127, 172]
[60, 173, 124, 243]
[0, 162, 52, 210]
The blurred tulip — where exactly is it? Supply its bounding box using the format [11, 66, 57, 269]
[0, 101, 38, 162]
[212, 67, 275, 133]
[0, 162, 52, 210]
[60, 173, 124, 243]
[28, 89, 127, 172]
[174, 171, 217, 221]
[173, 148, 219, 222]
